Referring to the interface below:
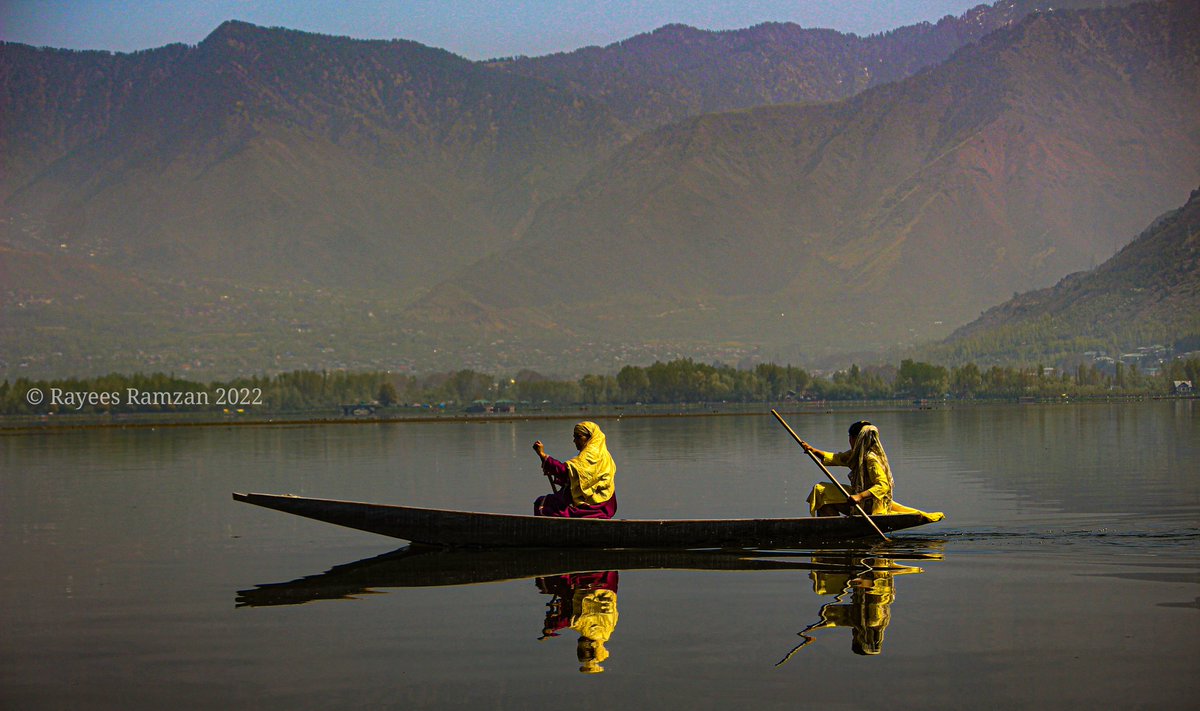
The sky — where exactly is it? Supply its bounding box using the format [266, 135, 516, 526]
[1, 1, 991, 60]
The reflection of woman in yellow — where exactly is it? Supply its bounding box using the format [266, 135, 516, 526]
[806, 554, 926, 653]
[777, 555, 933, 664]
[572, 586, 618, 673]
[809, 562, 906, 655]
[537, 571, 619, 673]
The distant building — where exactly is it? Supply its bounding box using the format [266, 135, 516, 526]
[1172, 381, 1193, 395]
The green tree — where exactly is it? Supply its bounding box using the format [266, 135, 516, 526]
[950, 363, 983, 398]
[894, 360, 948, 398]
[616, 366, 650, 402]
[579, 374, 617, 403]
[377, 381, 399, 406]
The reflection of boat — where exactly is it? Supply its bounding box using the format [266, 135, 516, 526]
[239, 543, 946, 664]
[233, 492, 943, 548]
[235, 545, 886, 607]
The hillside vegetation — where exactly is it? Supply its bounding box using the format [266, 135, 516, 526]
[926, 187, 1200, 364]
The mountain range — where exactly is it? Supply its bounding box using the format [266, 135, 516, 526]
[488, 0, 1136, 131]
[1, 0, 1196, 378]
[413, 0, 1199, 357]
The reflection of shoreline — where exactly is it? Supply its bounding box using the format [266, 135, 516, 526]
[4, 407, 768, 433]
[0, 398, 1005, 433]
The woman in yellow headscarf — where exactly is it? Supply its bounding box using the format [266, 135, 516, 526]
[532, 421, 617, 518]
[800, 420, 944, 521]
[801, 421, 892, 517]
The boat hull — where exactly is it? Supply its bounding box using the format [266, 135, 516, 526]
[233, 492, 940, 548]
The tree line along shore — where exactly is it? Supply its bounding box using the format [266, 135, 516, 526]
[2, 357, 1196, 417]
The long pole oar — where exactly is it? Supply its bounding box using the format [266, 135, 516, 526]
[771, 409, 889, 542]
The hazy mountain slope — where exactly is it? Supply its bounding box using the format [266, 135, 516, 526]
[416, 0, 1200, 356]
[0, 243, 434, 376]
[0, 42, 191, 199]
[931, 187, 1200, 362]
[0, 244, 208, 372]
[1, 21, 629, 290]
[487, 0, 1137, 131]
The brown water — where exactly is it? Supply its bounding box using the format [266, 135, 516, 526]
[2, 401, 1197, 709]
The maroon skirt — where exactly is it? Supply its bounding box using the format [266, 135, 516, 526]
[533, 490, 618, 519]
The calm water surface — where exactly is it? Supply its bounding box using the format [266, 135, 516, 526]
[2, 401, 1197, 709]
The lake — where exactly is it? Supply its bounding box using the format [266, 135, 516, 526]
[2, 401, 1197, 709]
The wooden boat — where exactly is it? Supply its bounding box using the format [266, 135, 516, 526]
[233, 492, 943, 549]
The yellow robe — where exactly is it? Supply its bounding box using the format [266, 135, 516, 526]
[806, 450, 944, 521]
[807, 450, 892, 515]
[565, 421, 616, 506]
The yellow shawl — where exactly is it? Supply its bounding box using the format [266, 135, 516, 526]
[566, 421, 616, 505]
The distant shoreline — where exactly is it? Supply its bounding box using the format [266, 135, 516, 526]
[1, 395, 1185, 434]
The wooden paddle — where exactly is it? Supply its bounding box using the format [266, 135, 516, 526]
[534, 440, 561, 494]
[771, 409, 889, 542]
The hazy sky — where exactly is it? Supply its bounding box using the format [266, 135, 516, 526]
[2, 1, 989, 59]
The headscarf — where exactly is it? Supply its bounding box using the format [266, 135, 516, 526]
[566, 421, 616, 505]
[848, 424, 894, 500]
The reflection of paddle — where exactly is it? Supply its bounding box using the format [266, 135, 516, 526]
[771, 409, 889, 542]
[774, 619, 830, 666]
[775, 585, 855, 666]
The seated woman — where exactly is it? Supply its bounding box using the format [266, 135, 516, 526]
[532, 421, 617, 519]
[800, 420, 944, 521]
[799, 420, 895, 517]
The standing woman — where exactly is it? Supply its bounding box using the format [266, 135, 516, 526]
[532, 421, 617, 519]
[799, 420, 893, 517]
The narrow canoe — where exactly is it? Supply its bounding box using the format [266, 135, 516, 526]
[233, 492, 943, 549]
